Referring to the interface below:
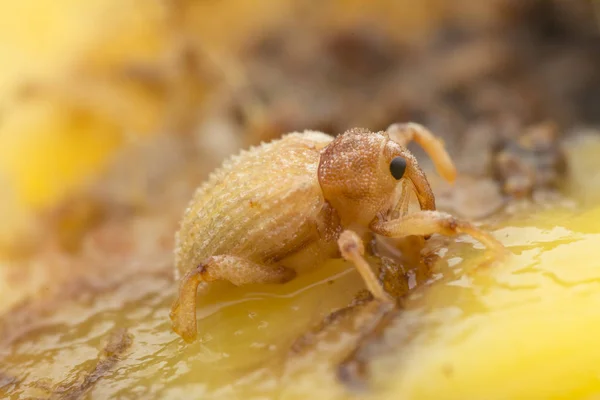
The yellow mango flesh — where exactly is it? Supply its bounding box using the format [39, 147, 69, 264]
[1, 204, 600, 399]
[375, 207, 600, 399]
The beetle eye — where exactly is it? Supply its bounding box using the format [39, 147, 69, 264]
[390, 156, 407, 180]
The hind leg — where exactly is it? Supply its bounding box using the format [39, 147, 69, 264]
[170, 255, 296, 343]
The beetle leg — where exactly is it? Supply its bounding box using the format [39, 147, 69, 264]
[370, 210, 506, 255]
[387, 122, 457, 183]
[338, 230, 394, 303]
[170, 255, 296, 343]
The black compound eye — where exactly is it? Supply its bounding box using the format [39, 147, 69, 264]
[390, 156, 407, 180]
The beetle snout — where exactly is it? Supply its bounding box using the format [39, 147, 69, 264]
[407, 164, 436, 211]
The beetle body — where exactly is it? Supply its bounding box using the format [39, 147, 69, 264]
[170, 124, 504, 343]
[175, 131, 337, 281]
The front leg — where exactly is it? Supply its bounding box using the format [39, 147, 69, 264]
[370, 210, 505, 255]
[337, 230, 394, 303]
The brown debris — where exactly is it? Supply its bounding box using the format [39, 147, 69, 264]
[492, 121, 568, 198]
[50, 328, 134, 400]
[290, 290, 374, 355]
[0, 372, 18, 396]
[336, 301, 401, 392]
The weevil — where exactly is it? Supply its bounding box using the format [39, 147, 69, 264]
[170, 123, 504, 342]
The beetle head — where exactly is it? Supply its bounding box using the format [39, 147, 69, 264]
[318, 128, 436, 228]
